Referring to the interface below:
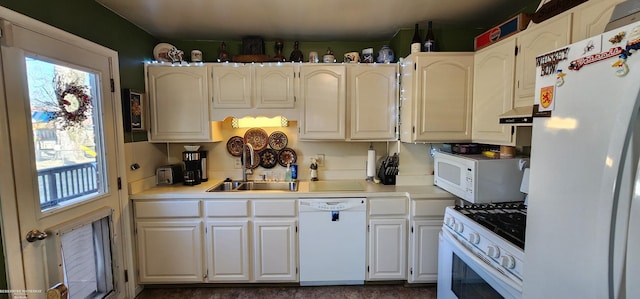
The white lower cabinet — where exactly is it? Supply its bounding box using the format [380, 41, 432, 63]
[409, 220, 442, 282]
[253, 220, 297, 281]
[134, 195, 450, 285]
[367, 197, 408, 281]
[408, 198, 455, 283]
[134, 200, 205, 283]
[368, 219, 407, 280]
[207, 220, 250, 281]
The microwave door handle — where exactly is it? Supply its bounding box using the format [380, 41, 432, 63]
[442, 229, 523, 293]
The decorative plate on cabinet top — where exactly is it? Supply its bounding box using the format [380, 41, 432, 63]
[244, 128, 268, 151]
[259, 148, 278, 169]
[277, 148, 297, 167]
[226, 136, 244, 157]
[153, 43, 177, 62]
[268, 131, 288, 150]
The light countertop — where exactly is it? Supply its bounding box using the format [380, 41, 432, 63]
[129, 179, 455, 200]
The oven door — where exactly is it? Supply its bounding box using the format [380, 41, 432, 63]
[437, 229, 521, 299]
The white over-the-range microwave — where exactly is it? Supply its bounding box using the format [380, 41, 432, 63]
[434, 151, 528, 204]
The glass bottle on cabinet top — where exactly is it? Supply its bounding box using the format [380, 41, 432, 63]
[289, 41, 304, 62]
[411, 23, 421, 54]
[423, 21, 437, 52]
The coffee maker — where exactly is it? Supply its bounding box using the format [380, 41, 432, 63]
[182, 150, 202, 186]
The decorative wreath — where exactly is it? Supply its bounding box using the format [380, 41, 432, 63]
[55, 83, 92, 129]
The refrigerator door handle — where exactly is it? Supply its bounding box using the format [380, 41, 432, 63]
[625, 161, 640, 299]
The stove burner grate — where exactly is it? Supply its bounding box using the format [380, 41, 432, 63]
[455, 202, 527, 249]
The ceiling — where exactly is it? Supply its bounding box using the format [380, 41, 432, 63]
[95, 0, 540, 42]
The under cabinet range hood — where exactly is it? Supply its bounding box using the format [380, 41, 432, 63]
[605, 0, 640, 32]
[499, 106, 534, 125]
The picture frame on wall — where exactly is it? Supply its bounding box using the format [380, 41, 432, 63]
[122, 89, 144, 132]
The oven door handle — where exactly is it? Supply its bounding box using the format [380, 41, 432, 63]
[442, 229, 523, 293]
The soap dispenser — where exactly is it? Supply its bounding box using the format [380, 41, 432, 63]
[310, 158, 318, 181]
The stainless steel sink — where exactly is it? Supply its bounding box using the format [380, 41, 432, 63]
[206, 181, 243, 192]
[236, 181, 298, 191]
[207, 181, 298, 192]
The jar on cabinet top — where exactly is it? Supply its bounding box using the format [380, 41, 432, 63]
[377, 45, 394, 63]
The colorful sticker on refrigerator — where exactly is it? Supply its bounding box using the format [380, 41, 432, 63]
[555, 69, 566, 86]
[539, 85, 555, 111]
[569, 47, 624, 71]
[626, 26, 640, 54]
[536, 47, 570, 76]
[612, 53, 629, 77]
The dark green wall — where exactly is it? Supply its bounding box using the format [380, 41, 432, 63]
[0, 0, 157, 91]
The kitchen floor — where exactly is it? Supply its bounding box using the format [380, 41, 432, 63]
[135, 284, 437, 299]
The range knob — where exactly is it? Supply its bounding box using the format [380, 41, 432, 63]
[453, 222, 464, 233]
[468, 232, 480, 244]
[487, 245, 500, 259]
[445, 217, 455, 227]
[500, 255, 516, 269]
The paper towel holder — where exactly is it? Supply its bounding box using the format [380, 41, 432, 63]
[366, 143, 376, 182]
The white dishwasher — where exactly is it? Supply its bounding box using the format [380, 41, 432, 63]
[298, 198, 366, 286]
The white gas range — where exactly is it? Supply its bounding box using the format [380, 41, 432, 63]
[438, 202, 526, 299]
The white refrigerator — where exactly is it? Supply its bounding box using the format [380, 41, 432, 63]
[524, 20, 640, 298]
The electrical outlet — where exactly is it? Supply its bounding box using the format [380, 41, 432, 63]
[234, 158, 242, 169]
[315, 154, 325, 166]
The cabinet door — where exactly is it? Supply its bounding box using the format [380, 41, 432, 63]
[348, 64, 397, 140]
[147, 65, 211, 142]
[253, 220, 297, 281]
[206, 220, 250, 282]
[367, 219, 407, 280]
[572, 0, 623, 42]
[414, 53, 473, 142]
[409, 220, 442, 283]
[299, 65, 346, 140]
[211, 64, 252, 108]
[515, 13, 572, 107]
[136, 220, 204, 283]
[255, 64, 296, 108]
[472, 38, 517, 145]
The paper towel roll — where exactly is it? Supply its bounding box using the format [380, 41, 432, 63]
[367, 149, 376, 178]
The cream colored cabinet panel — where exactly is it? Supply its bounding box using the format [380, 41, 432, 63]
[147, 65, 211, 142]
[515, 13, 572, 107]
[207, 220, 251, 282]
[472, 38, 517, 145]
[255, 64, 296, 108]
[347, 64, 397, 141]
[408, 220, 442, 283]
[367, 219, 407, 280]
[253, 220, 297, 281]
[211, 64, 252, 108]
[299, 65, 346, 140]
[572, 0, 623, 42]
[400, 53, 473, 143]
[136, 220, 204, 283]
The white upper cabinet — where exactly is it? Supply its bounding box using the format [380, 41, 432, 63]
[571, 0, 624, 42]
[146, 64, 215, 142]
[514, 13, 572, 107]
[472, 37, 518, 145]
[211, 63, 252, 108]
[298, 64, 346, 140]
[347, 64, 398, 141]
[255, 64, 296, 108]
[210, 63, 299, 120]
[400, 53, 473, 143]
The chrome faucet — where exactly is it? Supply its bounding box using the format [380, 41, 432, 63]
[242, 143, 254, 181]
